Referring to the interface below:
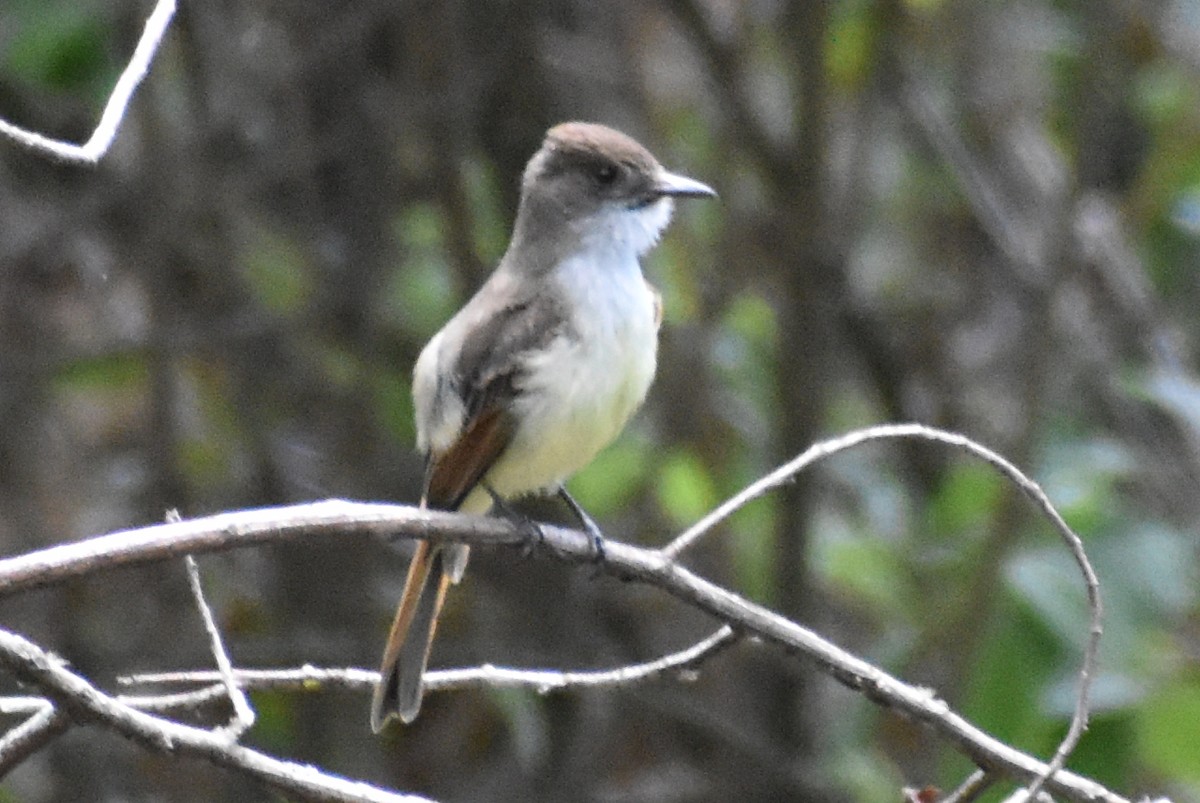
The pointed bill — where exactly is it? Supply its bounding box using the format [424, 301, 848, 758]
[654, 170, 718, 199]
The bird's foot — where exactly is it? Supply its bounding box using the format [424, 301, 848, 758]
[484, 484, 545, 557]
[558, 486, 607, 569]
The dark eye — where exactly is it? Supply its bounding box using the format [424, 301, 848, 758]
[594, 163, 619, 185]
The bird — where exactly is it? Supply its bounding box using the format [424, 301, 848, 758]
[370, 121, 716, 731]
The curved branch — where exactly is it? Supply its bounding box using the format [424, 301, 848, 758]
[662, 423, 1102, 801]
[0, 629, 430, 803]
[0, 427, 1122, 802]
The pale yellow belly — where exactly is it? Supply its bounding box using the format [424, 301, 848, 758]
[466, 307, 657, 512]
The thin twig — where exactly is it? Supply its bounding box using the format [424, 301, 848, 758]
[117, 684, 235, 715]
[0, 696, 54, 715]
[942, 769, 996, 803]
[0, 628, 430, 803]
[121, 626, 739, 700]
[183, 555, 255, 737]
[120, 665, 376, 692]
[662, 423, 1102, 803]
[0, 704, 70, 778]
[0, 0, 177, 163]
[0, 684, 241, 717]
[172, 506, 255, 736]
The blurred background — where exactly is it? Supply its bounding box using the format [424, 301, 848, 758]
[1, 0, 1199, 800]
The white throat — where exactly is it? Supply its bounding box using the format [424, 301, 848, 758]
[581, 197, 675, 258]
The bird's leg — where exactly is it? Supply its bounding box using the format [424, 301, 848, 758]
[557, 486, 606, 564]
[483, 483, 545, 556]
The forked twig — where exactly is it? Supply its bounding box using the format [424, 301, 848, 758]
[0, 0, 177, 163]
[663, 423, 1102, 801]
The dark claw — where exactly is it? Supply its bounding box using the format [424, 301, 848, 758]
[484, 483, 544, 556]
[557, 487, 607, 569]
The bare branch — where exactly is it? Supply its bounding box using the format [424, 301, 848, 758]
[120, 625, 739, 703]
[0, 499, 520, 597]
[183, 555, 255, 738]
[664, 423, 1102, 801]
[0, 0, 177, 163]
[121, 666, 376, 695]
[0, 629, 431, 802]
[0, 426, 1121, 802]
[942, 769, 997, 803]
[0, 704, 70, 778]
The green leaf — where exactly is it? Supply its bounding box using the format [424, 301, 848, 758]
[5, 2, 110, 94]
[1135, 680, 1200, 784]
[375, 370, 416, 445]
[386, 204, 459, 336]
[730, 494, 777, 601]
[827, 0, 877, 90]
[927, 462, 1003, 537]
[247, 689, 295, 751]
[1007, 547, 1090, 646]
[817, 525, 914, 620]
[1134, 367, 1200, 434]
[1038, 436, 1135, 534]
[962, 605, 1059, 745]
[656, 450, 719, 528]
[239, 226, 312, 314]
[568, 436, 653, 518]
[54, 352, 147, 392]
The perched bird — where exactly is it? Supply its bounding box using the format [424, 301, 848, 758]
[371, 122, 716, 731]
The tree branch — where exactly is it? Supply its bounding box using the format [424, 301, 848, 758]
[0, 0, 177, 163]
[0, 704, 70, 778]
[0, 426, 1130, 802]
[0, 628, 430, 802]
[664, 423, 1103, 801]
[183, 554, 255, 737]
[0, 500, 520, 597]
[119, 625, 740, 702]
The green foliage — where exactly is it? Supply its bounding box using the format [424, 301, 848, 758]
[54, 351, 147, 393]
[816, 518, 916, 621]
[729, 491, 777, 602]
[461, 157, 509, 265]
[247, 690, 296, 753]
[1131, 367, 1200, 436]
[4, 0, 110, 96]
[962, 603, 1059, 751]
[1038, 434, 1136, 535]
[569, 435, 654, 518]
[375, 370, 416, 445]
[386, 203, 461, 337]
[1065, 713, 1135, 793]
[926, 461, 1003, 539]
[239, 226, 313, 315]
[655, 449, 719, 528]
[832, 747, 907, 803]
[827, 0, 878, 90]
[1136, 680, 1200, 787]
[713, 291, 778, 422]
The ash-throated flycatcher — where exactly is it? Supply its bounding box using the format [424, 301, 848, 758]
[371, 122, 716, 731]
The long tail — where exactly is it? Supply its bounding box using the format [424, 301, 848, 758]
[370, 541, 456, 732]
